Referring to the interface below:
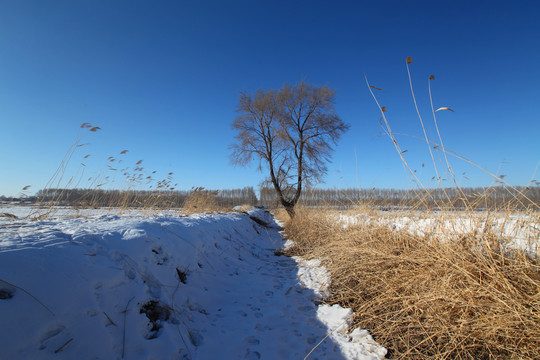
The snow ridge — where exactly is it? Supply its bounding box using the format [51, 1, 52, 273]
[0, 207, 385, 359]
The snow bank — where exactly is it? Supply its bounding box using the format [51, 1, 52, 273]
[0, 206, 385, 359]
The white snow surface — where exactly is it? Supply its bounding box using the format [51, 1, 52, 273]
[0, 206, 386, 360]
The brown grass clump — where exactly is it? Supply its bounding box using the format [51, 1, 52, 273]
[182, 187, 224, 214]
[283, 207, 540, 359]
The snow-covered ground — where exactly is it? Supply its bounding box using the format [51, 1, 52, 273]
[0, 205, 385, 360]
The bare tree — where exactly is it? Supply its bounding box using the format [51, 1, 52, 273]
[231, 81, 349, 217]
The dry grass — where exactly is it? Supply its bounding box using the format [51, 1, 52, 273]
[280, 58, 538, 358]
[281, 206, 540, 359]
[181, 187, 225, 214]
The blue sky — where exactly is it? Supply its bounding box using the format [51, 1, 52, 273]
[1, 0, 539, 197]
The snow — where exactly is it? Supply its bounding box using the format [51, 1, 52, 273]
[0, 206, 386, 360]
[294, 259, 331, 299]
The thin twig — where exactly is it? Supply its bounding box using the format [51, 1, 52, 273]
[0, 279, 55, 316]
[304, 314, 352, 360]
[54, 338, 73, 354]
[103, 311, 117, 326]
[365, 75, 429, 209]
[429, 76, 463, 202]
[406, 59, 445, 206]
[122, 296, 135, 359]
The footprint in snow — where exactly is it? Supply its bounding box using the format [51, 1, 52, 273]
[244, 348, 261, 359]
[151, 246, 169, 265]
[38, 323, 66, 350]
[253, 323, 272, 332]
[235, 310, 248, 317]
[244, 336, 260, 345]
[297, 305, 313, 312]
[250, 306, 264, 318]
[272, 283, 283, 290]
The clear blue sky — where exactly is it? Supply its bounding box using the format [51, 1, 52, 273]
[1, 0, 539, 197]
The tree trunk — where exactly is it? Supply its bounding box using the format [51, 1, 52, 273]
[284, 203, 295, 218]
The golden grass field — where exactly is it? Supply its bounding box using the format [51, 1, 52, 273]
[278, 205, 539, 359]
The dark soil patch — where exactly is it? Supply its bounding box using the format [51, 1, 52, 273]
[0, 287, 15, 299]
[176, 268, 187, 284]
[248, 215, 269, 228]
[139, 300, 171, 340]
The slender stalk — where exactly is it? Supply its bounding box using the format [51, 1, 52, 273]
[365, 75, 430, 209]
[406, 60, 448, 207]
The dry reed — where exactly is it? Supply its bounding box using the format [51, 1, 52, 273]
[281, 206, 539, 359]
[278, 57, 540, 359]
[181, 187, 225, 214]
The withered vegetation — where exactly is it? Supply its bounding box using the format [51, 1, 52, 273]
[281, 206, 540, 359]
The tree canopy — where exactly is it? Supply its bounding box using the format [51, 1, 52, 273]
[231, 80, 349, 217]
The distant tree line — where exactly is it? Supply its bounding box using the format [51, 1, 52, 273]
[2, 186, 538, 211]
[30, 187, 258, 209]
[0, 195, 38, 203]
[259, 186, 540, 210]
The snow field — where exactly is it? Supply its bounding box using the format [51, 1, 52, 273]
[0, 207, 385, 359]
